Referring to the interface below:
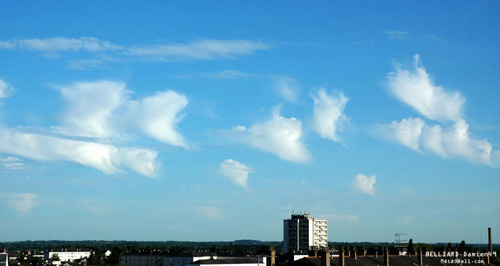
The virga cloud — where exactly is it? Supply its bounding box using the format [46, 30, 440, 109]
[60, 80, 189, 148]
[388, 54, 465, 122]
[382, 55, 497, 165]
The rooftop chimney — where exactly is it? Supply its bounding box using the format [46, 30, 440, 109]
[384, 247, 389, 266]
[320, 248, 330, 266]
[489, 227, 493, 254]
[417, 247, 423, 266]
[339, 246, 345, 266]
[267, 246, 275, 266]
[353, 247, 357, 260]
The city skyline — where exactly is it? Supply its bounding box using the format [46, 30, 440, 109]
[0, 1, 499, 243]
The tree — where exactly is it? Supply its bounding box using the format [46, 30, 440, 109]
[50, 254, 60, 261]
[408, 239, 415, 255]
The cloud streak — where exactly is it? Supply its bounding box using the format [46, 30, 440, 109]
[0, 37, 271, 64]
[127, 39, 271, 61]
[0, 37, 120, 53]
[0, 156, 24, 169]
[384, 31, 409, 40]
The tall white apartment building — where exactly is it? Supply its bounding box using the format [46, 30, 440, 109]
[283, 213, 328, 254]
[0, 252, 8, 266]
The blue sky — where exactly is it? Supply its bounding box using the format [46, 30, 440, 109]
[1, 1, 500, 244]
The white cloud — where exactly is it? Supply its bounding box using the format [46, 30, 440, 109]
[230, 106, 310, 163]
[385, 117, 425, 151]
[383, 118, 494, 165]
[353, 174, 376, 196]
[61, 80, 127, 138]
[0, 127, 158, 177]
[0, 156, 24, 169]
[0, 78, 13, 99]
[382, 54, 497, 165]
[126, 39, 271, 61]
[388, 54, 465, 122]
[219, 159, 253, 188]
[384, 31, 409, 40]
[0, 193, 37, 214]
[274, 76, 299, 103]
[60, 80, 188, 148]
[131, 91, 189, 148]
[311, 89, 349, 142]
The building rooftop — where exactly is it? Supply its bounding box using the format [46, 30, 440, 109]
[284, 256, 497, 266]
[192, 258, 260, 264]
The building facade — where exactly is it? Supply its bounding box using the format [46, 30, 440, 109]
[0, 252, 8, 266]
[44, 249, 92, 262]
[120, 254, 215, 266]
[283, 213, 328, 254]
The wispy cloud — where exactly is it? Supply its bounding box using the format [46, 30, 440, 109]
[219, 159, 253, 188]
[274, 76, 299, 103]
[229, 106, 310, 163]
[0, 78, 13, 99]
[59, 80, 189, 148]
[127, 39, 271, 61]
[0, 37, 272, 65]
[0, 193, 37, 214]
[192, 206, 223, 220]
[311, 89, 349, 142]
[0, 37, 120, 55]
[0, 156, 24, 169]
[353, 174, 376, 196]
[384, 31, 409, 40]
[397, 216, 416, 225]
[199, 69, 251, 79]
[0, 127, 158, 177]
[79, 199, 108, 215]
[321, 212, 359, 223]
[388, 54, 465, 122]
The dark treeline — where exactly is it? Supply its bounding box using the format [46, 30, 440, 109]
[2, 240, 499, 253]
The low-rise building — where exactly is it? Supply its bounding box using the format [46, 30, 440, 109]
[190, 257, 267, 266]
[44, 249, 92, 262]
[120, 253, 216, 266]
